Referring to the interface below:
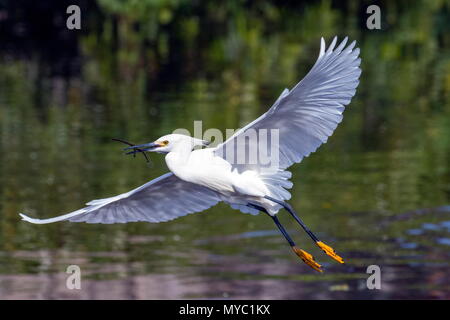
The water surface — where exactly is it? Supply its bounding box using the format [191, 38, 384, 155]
[0, 0, 449, 299]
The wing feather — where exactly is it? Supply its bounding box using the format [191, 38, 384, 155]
[214, 37, 361, 172]
[20, 173, 220, 224]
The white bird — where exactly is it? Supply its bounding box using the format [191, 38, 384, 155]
[20, 37, 361, 272]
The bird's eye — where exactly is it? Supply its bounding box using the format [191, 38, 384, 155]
[162, 140, 169, 145]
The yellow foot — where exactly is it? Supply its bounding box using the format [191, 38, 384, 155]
[316, 241, 344, 264]
[292, 246, 323, 273]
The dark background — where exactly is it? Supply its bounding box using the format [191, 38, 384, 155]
[0, 0, 449, 299]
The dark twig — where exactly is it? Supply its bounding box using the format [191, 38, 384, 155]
[112, 138, 150, 163]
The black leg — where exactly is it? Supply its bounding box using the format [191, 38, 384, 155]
[263, 196, 344, 264]
[247, 203, 322, 272]
[263, 196, 319, 242]
[248, 203, 295, 246]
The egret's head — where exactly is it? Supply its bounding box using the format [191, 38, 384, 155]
[125, 134, 209, 155]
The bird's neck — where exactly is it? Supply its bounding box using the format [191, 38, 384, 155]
[165, 144, 193, 177]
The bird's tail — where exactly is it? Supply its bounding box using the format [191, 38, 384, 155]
[260, 169, 293, 213]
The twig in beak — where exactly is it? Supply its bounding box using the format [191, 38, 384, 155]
[112, 138, 151, 164]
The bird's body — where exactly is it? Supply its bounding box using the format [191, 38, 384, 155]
[20, 36, 361, 272]
[166, 147, 238, 195]
[165, 146, 280, 214]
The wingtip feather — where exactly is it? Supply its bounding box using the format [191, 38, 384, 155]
[19, 213, 39, 224]
[348, 40, 357, 51]
[326, 36, 338, 54]
[319, 37, 326, 58]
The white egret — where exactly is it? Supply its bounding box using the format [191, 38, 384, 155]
[20, 37, 361, 272]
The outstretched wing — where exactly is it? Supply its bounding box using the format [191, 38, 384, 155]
[214, 36, 361, 172]
[20, 173, 221, 224]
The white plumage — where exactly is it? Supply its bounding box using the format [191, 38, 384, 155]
[20, 36, 361, 226]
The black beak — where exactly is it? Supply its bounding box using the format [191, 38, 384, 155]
[124, 142, 161, 155]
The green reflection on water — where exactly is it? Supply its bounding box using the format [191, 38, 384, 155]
[0, 0, 449, 299]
